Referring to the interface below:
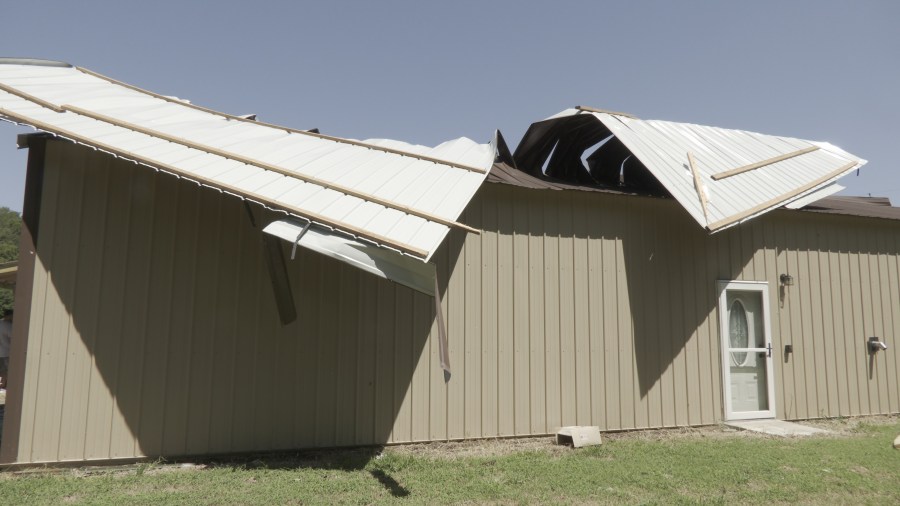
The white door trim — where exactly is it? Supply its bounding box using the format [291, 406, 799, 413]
[717, 280, 776, 421]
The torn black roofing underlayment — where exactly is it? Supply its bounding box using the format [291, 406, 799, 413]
[488, 161, 900, 222]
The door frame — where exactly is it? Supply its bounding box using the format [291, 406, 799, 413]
[717, 280, 777, 421]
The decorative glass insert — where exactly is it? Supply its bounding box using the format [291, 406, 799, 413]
[729, 300, 749, 366]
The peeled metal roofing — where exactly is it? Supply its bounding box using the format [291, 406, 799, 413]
[535, 108, 867, 232]
[0, 58, 495, 261]
[263, 219, 437, 295]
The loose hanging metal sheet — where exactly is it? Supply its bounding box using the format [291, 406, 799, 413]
[434, 274, 450, 376]
[290, 221, 312, 260]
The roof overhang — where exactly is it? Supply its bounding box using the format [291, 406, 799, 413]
[0, 58, 496, 264]
[515, 108, 867, 232]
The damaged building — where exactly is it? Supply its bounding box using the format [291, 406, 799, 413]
[0, 59, 897, 465]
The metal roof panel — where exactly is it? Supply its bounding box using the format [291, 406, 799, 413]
[0, 60, 495, 261]
[553, 108, 867, 231]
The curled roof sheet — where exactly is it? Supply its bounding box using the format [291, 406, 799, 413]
[516, 108, 867, 232]
[0, 59, 495, 261]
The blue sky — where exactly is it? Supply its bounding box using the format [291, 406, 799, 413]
[1, 1, 898, 211]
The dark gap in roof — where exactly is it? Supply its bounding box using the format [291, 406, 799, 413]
[493, 130, 517, 169]
[580, 135, 613, 174]
[541, 140, 559, 176]
[513, 113, 670, 197]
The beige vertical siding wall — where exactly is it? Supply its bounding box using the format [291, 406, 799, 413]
[10, 140, 900, 463]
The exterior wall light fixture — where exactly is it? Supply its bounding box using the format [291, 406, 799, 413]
[869, 337, 888, 354]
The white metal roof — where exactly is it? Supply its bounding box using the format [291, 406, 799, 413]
[548, 108, 866, 231]
[0, 58, 495, 261]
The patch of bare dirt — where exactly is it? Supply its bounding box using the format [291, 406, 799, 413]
[387, 415, 899, 459]
[602, 424, 773, 442]
[799, 414, 898, 435]
[389, 436, 565, 459]
[387, 426, 760, 459]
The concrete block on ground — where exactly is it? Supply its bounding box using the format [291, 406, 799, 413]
[556, 426, 602, 448]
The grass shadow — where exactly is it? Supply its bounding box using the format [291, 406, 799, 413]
[201, 446, 384, 472]
[369, 469, 410, 497]
[188, 446, 412, 498]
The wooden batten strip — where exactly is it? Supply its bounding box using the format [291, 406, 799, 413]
[711, 146, 820, 181]
[687, 152, 711, 225]
[75, 67, 488, 174]
[708, 161, 859, 231]
[0, 83, 64, 113]
[575, 105, 637, 119]
[60, 104, 479, 234]
[0, 107, 430, 258]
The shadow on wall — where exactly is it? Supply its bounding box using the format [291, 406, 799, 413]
[465, 184, 756, 431]
[619, 197, 754, 403]
[20, 143, 464, 463]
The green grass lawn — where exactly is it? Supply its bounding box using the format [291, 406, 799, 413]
[2, 418, 898, 505]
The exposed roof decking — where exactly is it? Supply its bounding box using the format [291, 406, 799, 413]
[801, 195, 900, 221]
[488, 163, 900, 223]
[0, 60, 495, 261]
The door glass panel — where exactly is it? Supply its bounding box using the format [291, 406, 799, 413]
[729, 300, 748, 365]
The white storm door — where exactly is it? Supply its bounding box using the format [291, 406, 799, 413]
[718, 281, 776, 421]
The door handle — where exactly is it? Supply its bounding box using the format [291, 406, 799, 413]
[766, 343, 772, 358]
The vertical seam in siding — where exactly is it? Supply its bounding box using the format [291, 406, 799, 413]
[524, 204, 530, 435]
[815, 222, 832, 416]
[569, 202, 577, 426]
[179, 189, 201, 453]
[355, 260, 364, 444]
[132, 173, 158, 456]
[615, 207, 623, 429]
[225, 203, 244, 449]
[848, 226, 864, 413]
[106, 173, 133, 458]
[585, 197, 594, 427]
[157, 181, 183, 453]
[884, 231, 899, 412]
[541, 200, 547, 433]
[25, 154, 58, 462]
[53, 158, 87, 461]
[78, 158, 109, 459]
[867, 226, 884, 413]
[204, 192, 224, 452]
